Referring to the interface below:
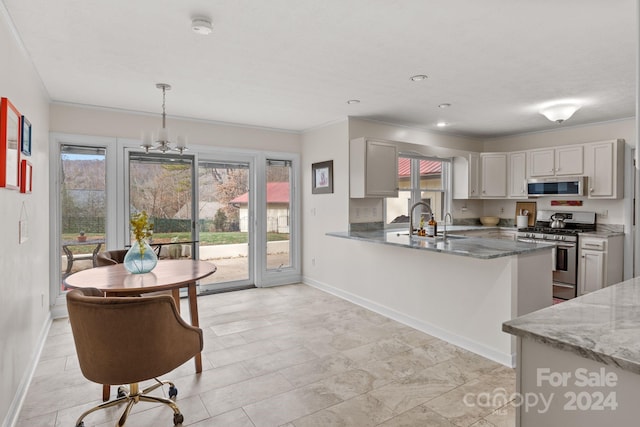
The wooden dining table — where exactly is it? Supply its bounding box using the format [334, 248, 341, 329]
[63, 259, 217, 401]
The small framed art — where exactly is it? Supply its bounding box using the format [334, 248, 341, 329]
[21, 116, 31, 156]
[20, 159, 32, 193]
[312, 160, 333, 194]
[1, 97, 21, 190]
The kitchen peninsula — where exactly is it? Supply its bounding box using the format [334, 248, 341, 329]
[503, 277, 640, 426]
[325, 229, 553, 366]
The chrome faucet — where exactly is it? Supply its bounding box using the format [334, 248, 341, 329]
[443, 212, 453, 240]
[409, 201, 432, 236]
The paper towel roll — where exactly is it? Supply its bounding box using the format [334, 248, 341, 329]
[517, 215, 529, 228]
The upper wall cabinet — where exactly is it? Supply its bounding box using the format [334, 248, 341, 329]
[453, 153, 480, 199]
[350, 137, 398, 198]
[583, 139, 624, 199]
[480, 153, 507, 197]
[528, 146, 583, 178]
[508, 151, 527, 198]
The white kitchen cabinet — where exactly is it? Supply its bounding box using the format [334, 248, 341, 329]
[528, 145, 583, 177]
[508, 151, 527, 198]
[350, 137, 398, 198]
[480, 153, 507, 197]
[453, 153, 480, 199]
[578, 235, 623, 296]
[583, 139, 624, 199]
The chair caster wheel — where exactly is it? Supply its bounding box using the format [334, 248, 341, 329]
[117, 386, 127, 398]
[76, 422, 85, 427]
[173, 413, 184, 425]
[169, 385, 178, 398]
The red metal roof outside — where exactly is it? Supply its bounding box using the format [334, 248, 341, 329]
[398, 158, 442, 177]
[230, 181, 290, 204]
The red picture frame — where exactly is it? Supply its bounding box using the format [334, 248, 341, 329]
[0, 98, 21, 190]
[20, 159, 32, 193]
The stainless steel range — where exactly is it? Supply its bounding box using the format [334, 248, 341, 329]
[517, 210, 596, 300]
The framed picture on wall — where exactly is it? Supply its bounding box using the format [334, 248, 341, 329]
[312, 160, 333, 194]
[21, 116, 31, 156]
[20, 159, 32, 193]
[0, 97, 21, 190]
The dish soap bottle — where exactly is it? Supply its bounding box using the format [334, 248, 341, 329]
[426, 214, 437, 237]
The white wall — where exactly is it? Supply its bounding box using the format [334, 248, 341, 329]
[301, 120, 350, 284]
[0, 5, 51, 425]
[50, 103, 301, 153]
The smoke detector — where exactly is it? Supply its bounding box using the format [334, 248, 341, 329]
[191, 18, 213, 35]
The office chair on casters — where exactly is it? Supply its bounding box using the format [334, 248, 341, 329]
[66, 288, 203, 427]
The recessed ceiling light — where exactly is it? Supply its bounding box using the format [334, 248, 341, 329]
[346, 99, 361, 104]
[410, 74, 428, 82]
[438, 103, 451, 108]
[191, 17, 213, 35]
[436, 121, 448, 127]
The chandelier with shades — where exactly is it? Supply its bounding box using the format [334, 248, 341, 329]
[141, 83, 187, 154]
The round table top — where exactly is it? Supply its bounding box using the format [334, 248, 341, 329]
[63, 259, 217, 294]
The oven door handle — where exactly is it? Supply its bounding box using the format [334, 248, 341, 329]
[551, 246, 557, 271]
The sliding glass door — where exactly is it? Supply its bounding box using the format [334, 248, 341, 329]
[196, 159, 253, 292]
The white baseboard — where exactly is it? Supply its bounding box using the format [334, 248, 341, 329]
[302, 276, 514, 368]
[2, 314, 52, 427]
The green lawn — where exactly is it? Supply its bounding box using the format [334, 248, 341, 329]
[62, 232, 289, 253]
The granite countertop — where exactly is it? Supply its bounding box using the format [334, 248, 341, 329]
[503, 277, 640, 374]
[327, 230, 552, 259]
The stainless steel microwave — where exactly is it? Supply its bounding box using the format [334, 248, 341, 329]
[526, 176, 586, 197]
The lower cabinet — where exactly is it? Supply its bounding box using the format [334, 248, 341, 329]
[578, 235, 623, 296]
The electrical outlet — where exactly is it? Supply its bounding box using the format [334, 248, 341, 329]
[598, 210, 608, 218]
[311, 258, 316, 266]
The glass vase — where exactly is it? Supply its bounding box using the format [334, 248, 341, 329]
[123, 240, 158, 274]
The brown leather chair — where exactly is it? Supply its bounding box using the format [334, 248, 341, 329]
[95, 249, 128, 267]
[66, 288, 203, 427]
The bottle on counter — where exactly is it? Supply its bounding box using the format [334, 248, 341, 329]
[426, 214, 437, 237]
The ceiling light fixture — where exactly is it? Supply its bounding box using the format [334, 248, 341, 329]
[438, 103, 451, 108]
[346, 99, 361, 104]
[141, 83, 187, 154]
[191, 17, 213, 35]
[436, 121, 448, 127]
[539, 103, 580, 123]
[410, 74, 428, 81]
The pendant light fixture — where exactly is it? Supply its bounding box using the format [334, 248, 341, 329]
[141, 83, 187, 154]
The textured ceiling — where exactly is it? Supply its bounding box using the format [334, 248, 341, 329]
[2, 0, 636, 137]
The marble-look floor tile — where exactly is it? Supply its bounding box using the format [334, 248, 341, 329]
[377, 403, 458, 427]
[17, 283, 516, 427]
[242, 376, 351, 427]
[278, 353, 358, 388]
[189, 408, 256, 427]
[199, 372, 294, 417]
[292, 394, 395, 427]
[368, 361, 469, 414]
[342, 337, 413, 364]
[482, 402, 516, 427]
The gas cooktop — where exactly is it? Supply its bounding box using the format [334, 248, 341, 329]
[517, 210, 597, 235]
[517, 226, 588, 235]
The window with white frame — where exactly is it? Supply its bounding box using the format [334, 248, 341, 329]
[386, 154, 451, 227]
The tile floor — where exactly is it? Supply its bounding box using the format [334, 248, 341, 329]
[16, 284, 516, 427]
